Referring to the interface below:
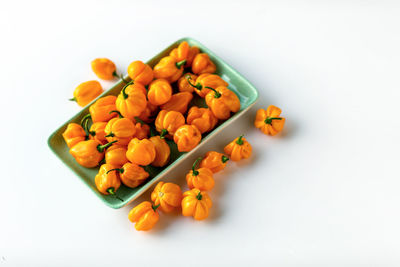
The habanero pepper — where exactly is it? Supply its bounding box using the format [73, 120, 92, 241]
[199, 151, 229, 173]
[137, 102, 158, 123]
[89, 95, 118, 123]
[104, 111, 136, 146]
[173, 124, 202, 152]
[192, 53, 216, 75]
[187, 73, 228, 98]
[151, 181, 182, 213]
[107, 162, 149, 188]
[105, 145, 128, 167]
[160, 92, 193, 114]
[169, 41, 190, 62]
[70, 80, 103, 107]
[81, 114, 107, 144]
[147, 79, 172, 106]
[126, 138, 156, 166]
[69, 140, 117, 168]
[185, 46, 200, 68]
[186, 106, 218, 134]
[254, 105, 286, 136]
[62, 123, 86, 148]
[116, 81, 147, 120]
[149, 135, 170, 167]
[186, 157, 215, 191]
[128, 201, 160, 231]
[153, 56, 186, 83]
[95, 163, 123, 201]
[181, 188, 212, 221]
[91, 58, 118, 80]
[178, 73, 197, 93]
[205, 86, 240, 120]
[224, 135, 252, 161]
[127, 60, 154, 86]
[155, 110, 185, 138]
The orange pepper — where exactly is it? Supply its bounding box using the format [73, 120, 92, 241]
[181, 188, 212, 220]
[153, 56, 186, 83]
[254, 105, 286, 136]
[224, 135, 252, 161]
[91, 58, 117, 80]
[104, 111, 136, 146]
[132, 122, 150, 140]
[95, 163, 122, 200]
[126, 138, 156, 166]
[185, 46, 200, 68]
[192, 53, 216, 75]
[70, 81, 103, 107]
[127, 60, 154, 86]
[89, 95, 118, 123]
[187, 73, 228, 98]
[105, 145, 128, 167]
[155, 110, 185, 138]
[186, 157, 215, 191]
[128, 201, 160, 231]
[186, 106, 218, 134]
[178, 73, 197, 93]
[151, 181, 182, 213]
[116, 81, 147, 120]
[169, 41, 190, 62]
[199, 151, 229, 173]
[81, 114, 107, 144]
[107, 162, 149, 188]
[62, 123, 86, 148]
[137, 102, 158, 123]
[160, 92, 193, 114]
[149, 136, 170, 167]
[70, 140, 116, 168]
[173, 124, 202, 152]
[205, 86, 240, 120]
[147, 79, 172, 106]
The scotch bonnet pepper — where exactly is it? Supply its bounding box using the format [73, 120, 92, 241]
[187, 73, 228, 98]
[205, 86, 240, 120]
[224, 135, 252, 161]
[160, 92, 193, 114]
[185, 46, 200, 68]
[95, 163, 123, 201]
[254, 105, 286, 136]
[126, 138, 156, 166]
[181, 188, 212, 221]
[107, 162, 149, 188]
[186, 157, 215, 191]
[81, 114, 107, 144]
[69, 140, 117, 168]
[169, 41, 189, 62]
[199, 151, 229, 173]
[116, 81, 147, 119]
[173, 124, 202, 152]
[186, 106, 218, 134]
[178, 73, 197, 93]
[104, 111, 136, 146]
[192, 53, 216, 75]
[153, 56, 186, 83]
[128, 201, 160, 231]
[147, 79, 172, 106]
[91, 58, 117, 80]
[149, 136, 170, 167]
[155, 110, 185, 138]
[89, 95, 118, 123]
[70, 80, 103, 107]
[151, 181, 182, 213]
[105, 145, 128, 167]
[127, 60, 154, 86]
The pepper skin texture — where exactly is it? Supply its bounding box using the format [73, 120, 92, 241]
[89, 95, 118, 123]
[205, 86, 240, 120]
[178, 73, 197, 93]
[128, 201, 160, 231]
[105, 145, 128, 167]
[224, 135, 252, 161]
[62, 123, 86, 148]
[137, 102, 158, 123]
[185, 46, 200, 68]
[149, 136, 170, 167]
[186, 107, 218, 134]
[151, 181, 182, 213]
[127, 60, 154, 86]
[147, 79, 173, 106]
[186, 157, 215, 191]
[95, 163, 121, 195]
[70, 140, 116, 168]
[70, 80, 103, 107]
[155, 110, 185, 138]
[88, 122, 108, 144]
[132, 122, 150, 140]
[191, 53, 216, 75]
[108, 162, 149, 188]
[91, 58, 117, 80]
[254, 105, 286, 136]
[153, 56, 186, 83]
[187, 73, 228, 98]
[126, 138, 156, 166]
[199, 151, 229, 173]
[173, 124, 202, 152]
[160, 92, 193, 114]
[116, 82, 147, 120]
[169, 41, 189, 62]
[105, 116, 136, 146]
[181, 189, 212, 221]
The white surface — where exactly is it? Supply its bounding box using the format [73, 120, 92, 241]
[1, 0, 400, 266]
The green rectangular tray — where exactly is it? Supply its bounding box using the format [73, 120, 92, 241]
[48, 37, 259, 209]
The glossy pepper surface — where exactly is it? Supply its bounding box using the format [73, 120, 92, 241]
[89, 95, 118, 123]
[149, 136, 170, 167]
[128, 201, 160, 231]
[160, 92, 193, 114]
[137, 102, 158, 123]
[62, 123, 86, 148]
[153, 56, 186, 83]
[95, 163, 122, 197]
[70, 80, 103, 107]
[147, 79, 172, 106]
[224, 135, 252, 161]
[88, 121, 107, 144]
[69, 140, 116, 168]
[205, 86, 240, 120]
[199, 151, 229, 173]
[127, 60, 154, 86]
[126, 138, 156, 166]
[116, 82, 147, 119]
[187, 73, 228, 98]
[178, 73, 197, 93]
[105, 145, 128, 167]
[181, 189, 212, 221]
[186, 158, 215, 191]
[91, 58, 117, 80]
[173, 124, 202, 152]
[254, 105, 286, 136]
[132, 122, 150, 140]
[185, 46, 200, 67]
[151, 182, 182, 213]
[107, 162, 149, 188]
[169, 41, 189, 62]
[192, 53, 216, 75]
[186, 106, 218, 134]
[155, 110, 185, 138]
[105, 112, 136, 145]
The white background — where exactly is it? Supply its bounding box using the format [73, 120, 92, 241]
[1, 0, 400, 266]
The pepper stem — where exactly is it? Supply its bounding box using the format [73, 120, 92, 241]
[265, 117, 283, 125]
[222, 155, 229, 163]
[196, 191, 203, 200]
[81, 114, 95, 137]
[121, 81, 133, 99]
[175, 59, 187, 69]
[204, 86, 221, 98]
[106, 168, 124, 174]
[186, 76, 202, 90]
[160, 129, 168, 138]
[106, 187, 124, 202]
[236, 135, 244, 145]
[109, 110, 123, 118]
[192, 157, 202, 176]
[134, 116, 145, 125]
[97, 140, 117, 152]
[152, 204, 160, 212]
[112, 71, 119, 79]
[69, 97, 76, 102]
[105, 133, 115, 137]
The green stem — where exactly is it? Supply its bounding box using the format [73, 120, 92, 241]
[106, 188, 124, 202]
[196, 191, 203, 200]
[149, 126, 158, 137]
[112, 71, 119, 79]
[152, 204, 160, 211]
[98, 158, 106, 165]
[264, 117, 283, 125]
[236, 135, 244, 145]
[97, 140, 117, 152]
[134, 116, 145, 125]
[106, 168, 124, 174]
[81, 114, 95, 137]
[204, 86, 221, 98]
[69, 97, 76, 102]
[105, 132, 114, 138]
[121, 81, 134, 99]
[222, 155, 229, 163]
[191, 157, 202, 176]
[109, 110, 123, 118]
[175, 59, 187, 69]
[186, 75, 202, 90]
[80, 114, 91, 126]
[160, 129, 168, 138]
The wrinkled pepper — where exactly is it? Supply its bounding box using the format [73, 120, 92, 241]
[104, 111, 136, 145]
[132, 121, 150, 140]
[81, 114, 107, 144]
[95, 163, 122, 200]
[178, 73, 197, 93]
[70, 80, 103, 107]
[199, 151, 229, 173]
[205, 86, 240, 120]
[224, 135, 252, 161]
[89, 95, 118, 123]
[91, 58, 117, 80]
[192, 53, 216, 75]
[169, 41, 189, 62]
[127, 60, 154, 86]
[173, 124, 202, 152]
[153, 56, 186, 83]
[186, 157, 215, 191]
[105, 145, 128, 167]
[181, 188, 212, 221]
[62, 123, 87, 148]
[187, 73, 228, 98]
[186, 106, 218, 134]
[149, 136, 170, 167]
[254, 105, 286, 136]
[155, 110, 185, 138]
[128, 201, 160, 231]
[69, 140, 116, 168]
[185, 46, 200, 68]
[116, 81, 147, 119]
[151, 181, 182, 213]
[160, 92, 193, 114]
[137, 102, 158, 123]
[147, 79, 172, 106]
[107, 162, 149, 188]
[126, 138, 156, 166]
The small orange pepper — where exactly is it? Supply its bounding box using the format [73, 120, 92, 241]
[107, 162, 149, 188]
[181, 188, 212, 220]
[186, 157, 215, 191]
[147, 79, 172, 106]
[132, 121, 150, 140]
[116, 81, 147, 120]
[105, 145, 128, 167]
[149, 136, 170, 167]
[104, 111, 136, 146]
[199, 151, 229, 173]
[89, 95, 118, 123]
[70, 140, 116, 168]
[81, 114, 107, 144]
[70, 81, 103, 107]
[187, 73, 228, 98]
[137, 102, 158, 123]
[95, 163, 122, 201]
[128, 201, 160, 231]
[173, 124, 202, 152]
[178, 73, 197, 93]
[127, 60, 154, 86]
[186, 106, 218, 134]
[205, 86, 240, 120]
[151, 181, 182, 213]
[185, 46, 200, 68]
[169, 41, 190, 62]
[126, 138, 156, 166]
[224, 135, 252, 161]
[91, 58, 117, 80]
[192, 53, 216, 75]
[254, 105, 286, 136]
[62, 123, 86, 148]
[160, 92, 193, 114]
[155, 110, 185, 138]
[153, 56, 186, 83]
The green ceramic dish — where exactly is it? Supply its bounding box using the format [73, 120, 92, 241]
[48, 37, 259, 209]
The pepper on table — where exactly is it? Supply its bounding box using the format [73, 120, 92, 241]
[116, 81, 147, 119]
[160, 92, 193, 114]
[127, 60, 154, 86]
[199, 151, 229, 173]
[147, 79, 173, 106]
[186, 106, 218, 134]
[70, 80, 103, 107]
[89, 95, 118, 123]
[187, 73, 228, 98]
[107, 162, 149, 188]
[224, 135, 252, 161]
[173, 124, 202, 152]
[151, 182, 182, 213]
[181, 188, 212, 221]
[128, 201, 160, 231]
[69, 140, 117, 168]
[192, 53, 216, 75]
[91, 58, 118, 80]
[186, 157, 215, 191]
[104, 111, 136, 146]
[126, 138, 156, 166]
[155, 110, 185, 138]
[254, 105, 286, 136]
[153, 56, 186, 83]
[205, 86, 240, 120]
[95, 163, 123, 201]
